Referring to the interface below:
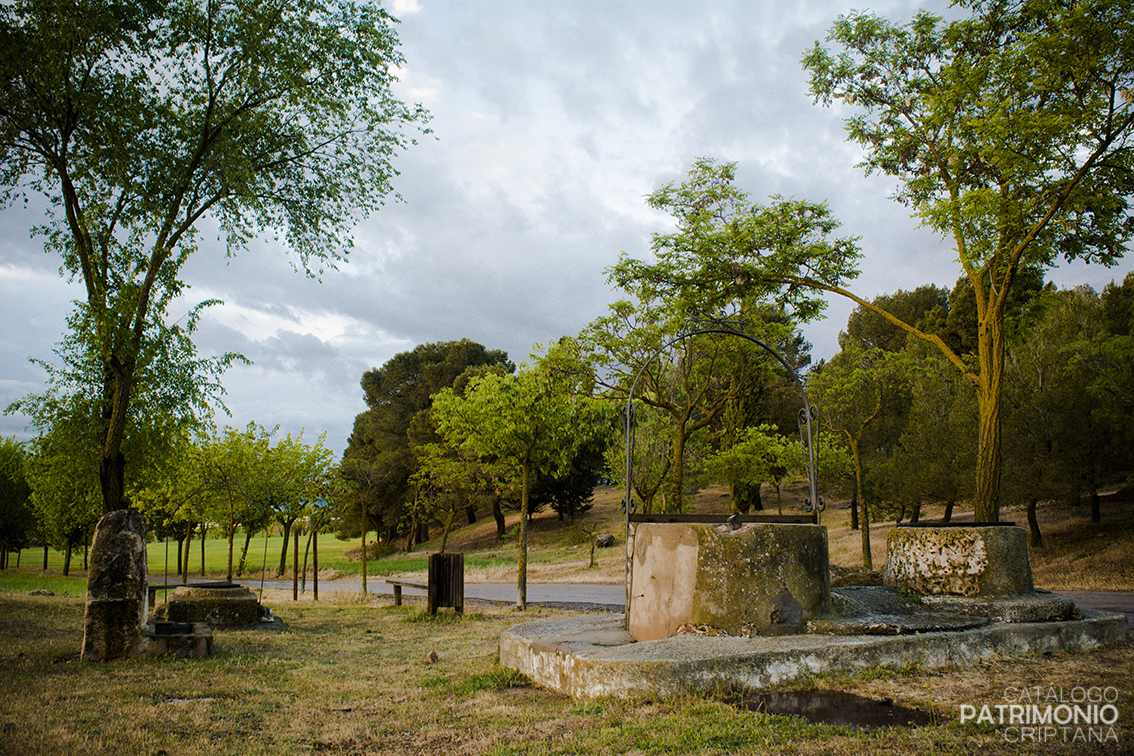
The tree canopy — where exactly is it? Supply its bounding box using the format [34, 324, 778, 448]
[612, 0, 1133, 522]
[0, 0, 429, 512]
[431, 345, 614, 610]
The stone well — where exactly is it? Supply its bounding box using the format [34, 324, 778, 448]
[883, 524, 1033, 597]
[162, 583, 265, 628]
[628, 522, 831, 640]
[883, 524, 1078, 623]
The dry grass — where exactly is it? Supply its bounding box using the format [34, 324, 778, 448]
[2, 484, 1130, 754]
[1, 586, 1130, 756]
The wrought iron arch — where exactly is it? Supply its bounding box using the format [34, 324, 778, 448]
[620, 319, 823, 521]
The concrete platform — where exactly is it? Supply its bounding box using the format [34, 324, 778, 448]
[501, 609, 1129, 700]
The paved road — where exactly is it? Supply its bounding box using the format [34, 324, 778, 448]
[1055, 591, 1134, 629]
[214, 579, 1132, 627]
[230, 579, 626, 609]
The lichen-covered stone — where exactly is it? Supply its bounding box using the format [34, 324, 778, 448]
[81, 509, 148, 662]
[628, 522, 832, 640]
[883, 526, 1034, 597]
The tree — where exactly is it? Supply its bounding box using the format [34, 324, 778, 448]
[0, 0, 428, 513]
[263, 431, 335, 577]
[881, 355, 977, 524]
[431, 346, 614, 610]
[800, 2, 1134, 521]
[23, 408, 103, 575]
[580, 296, 793, 512]
[530, 433, 612, 524]
[342, 340, 513, 545]
[701, 424, 787, 513]
[616, 1, 1134, 523]
[0, 437, 34, 568]
[809, 346, 910, 569]
[605, 402, 673, 514]
[191, 424, 273, 583]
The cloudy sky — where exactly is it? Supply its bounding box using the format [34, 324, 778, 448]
[1, 0, 1130, 453]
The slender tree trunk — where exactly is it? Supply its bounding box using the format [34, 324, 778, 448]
[493, 496, 506, 538]
[63, 538, 73, 576]
[360, 515, 368, 595]
[1026, 498, 1043, 548]
[200, 523, 207, 577]
[973, 310, 1005, 523]
[670, 429, 687, 514]
[278, 519, 293, 576]
[910, 502, 921, 523]
[517, 462, 530, 610]
[850, 490, 859, 530]
[301, 529, 312, 593]
[292, 528, 299, 601]
[439, 509, 456, 554]
[237, 527, 254, 576]
[226, 523, 235, 584]
[42, 543, 48, 572]
[465, 503, 477, 525]
[943, 499, 955, 523]
[1090, 488, 1101, 524]
[851, 440, 872, 571]
[182, 522, 192, 584]
[312, 526, 319, 602]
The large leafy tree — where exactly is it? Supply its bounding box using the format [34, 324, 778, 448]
[342, 340, 513, 544]
[800, 1, 1134, 521]
[617, 0, 1134, 523]
[431, 345, 614, 610]
[809, 345, 910, 569]
[0, 0, 428, 513]
[0, 437, 34, 568]
[580, 295, 795, 512]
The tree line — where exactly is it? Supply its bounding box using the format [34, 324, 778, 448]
[2, 0, 1132, 605]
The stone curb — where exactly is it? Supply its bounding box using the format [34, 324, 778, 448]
[501, 611, 1129, 700]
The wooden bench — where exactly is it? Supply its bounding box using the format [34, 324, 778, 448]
[385, 579, 427, 606]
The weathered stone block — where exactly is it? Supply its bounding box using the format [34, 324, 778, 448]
[81, 509, 148, 662]
[139, 622, 214, 658]
[628, 522, 832, 640]
[883, 525, 1034, 597]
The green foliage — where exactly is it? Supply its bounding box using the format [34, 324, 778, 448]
[701, 424, 787, 512]
[341, 340, 513, 546]
[581, 291, 805, 512]
[810, 346, 911, 567]
[609, 157, 861, 324]
[0, 436, 34, 564]
[0, 0, 428, 511]
[802, 0, 1134, 520]
[431, 342, 616, 608]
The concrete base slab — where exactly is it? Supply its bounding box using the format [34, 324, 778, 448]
[501, 611, 1129, 700]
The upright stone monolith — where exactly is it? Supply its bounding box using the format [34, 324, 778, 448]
[81, 509, 148, 662]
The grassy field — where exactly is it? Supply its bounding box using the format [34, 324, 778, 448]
[1, 485, 1130, 754]
[0, 584, 1129, 756]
